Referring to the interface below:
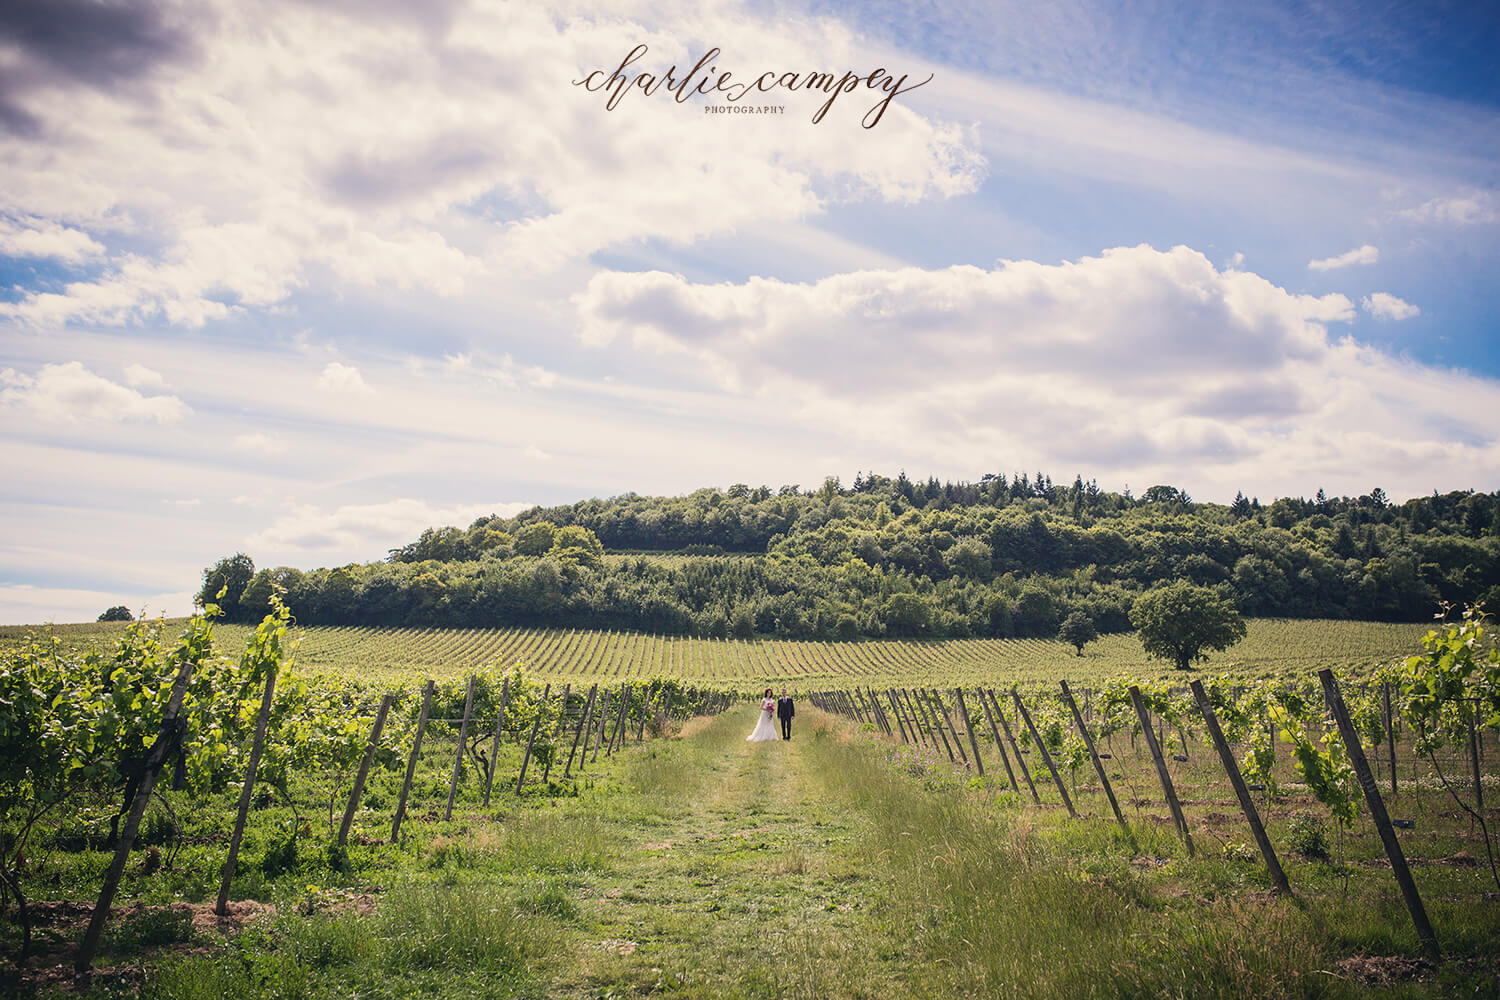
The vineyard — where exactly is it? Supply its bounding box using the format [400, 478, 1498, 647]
[0, 617, 1433, 690]
[2, 606, 1497, 996]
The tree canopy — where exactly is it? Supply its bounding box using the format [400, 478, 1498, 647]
[1129, 581, 1247, 670]
[193, 473, 1500, 640]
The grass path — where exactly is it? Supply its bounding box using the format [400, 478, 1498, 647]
[550, 708, 898, 999]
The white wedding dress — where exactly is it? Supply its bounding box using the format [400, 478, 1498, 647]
[747, 698, 780, 741]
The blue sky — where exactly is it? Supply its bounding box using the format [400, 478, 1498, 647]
[0, 0, 1496, 623]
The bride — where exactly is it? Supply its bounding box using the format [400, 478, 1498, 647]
[747, 687, 780, 742]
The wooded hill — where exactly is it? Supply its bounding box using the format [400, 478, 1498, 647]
[209, 473, 1500, 640]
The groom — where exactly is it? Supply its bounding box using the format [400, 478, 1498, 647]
[777, 688, 795, 740]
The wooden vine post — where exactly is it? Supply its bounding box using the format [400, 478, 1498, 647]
[516, 684, 551, 792]
[544, 684, 571, 782]
[1382, 682, 1397, 798]
[1318, 669, 1439, 961]
[482, 677, 511, 806]
[953, 689, 985, 775]
[338, 693, 393, 845]
[1188, 680, 1288, 894]
[984, 688, 1037, 802]
[216, 658, 278, 916]
[1128, 685, 1193, 855]
[1059, 680, 1129, 841]
[77, 659, 196, 976]
[902, 690, 930, 748]
[565, 684, 598, 777]
[934, 690, 970, 765]
[886, 689, 911, 743]
[977, 688, 1020, 793]
[392, 680, 433, 841]
[444, 675, 477, 821]
[1011, 688, 1076, 817]
[919, 690, 956, 761]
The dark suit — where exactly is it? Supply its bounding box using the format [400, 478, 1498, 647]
[777, 695, 795, 739]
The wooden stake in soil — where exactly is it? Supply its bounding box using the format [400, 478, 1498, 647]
[1011, 688, 1076, 817]
[544, 684, 570, 782]
[338, 693, 393, 846]
[482, 677, 511, 806]
[901, 689, 930, 748]
[1128, 686, 1193, 855]
[887, 689, 912, 743]
[1189, 680, 1288, 894]
[977, 688, 1020, 793]
[985, 688, 1037, 801]
[444, 675, 477, 821]
[933, 689, 970, 765]
[516, 684, 551, 792]
[1318, 669, 1439, 961]
[217, 660, 278, 916]
[1060, 680, 1129, 841]
[1383, 682, 1397, 799]
[954, 689, 985, 775]
[919, 689, 957, 762]
[590, 690, 609, 762]
[565, 684, 598, 777]
[77, 658, 195, 976]
[607, 682, 628, 756]
[392, 680, 433, 841]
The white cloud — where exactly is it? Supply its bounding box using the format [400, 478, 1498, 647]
[233, 432, 288, 455]
[576, 244, 1497, 491]
[246, 498, 534, 556]
[315, 362, 373, 394]
[0, 362, 188, 423]
[1308, 244, 1378, 271]
[0, 217, 104, 264]
[0, 585, 197, 626]
[1399, 193, 1497, 226]
[0, 1, 982, 328]
[1225, 252, 1245, 269]
[1362, 292, 1420, 320]
[123, 364, 165, 387]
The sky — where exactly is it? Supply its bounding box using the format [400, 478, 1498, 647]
[1, 0, 1497, 624]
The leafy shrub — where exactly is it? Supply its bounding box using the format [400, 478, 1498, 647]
[1286, 811, 1329, 860]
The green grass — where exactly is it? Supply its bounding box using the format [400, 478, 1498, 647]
[7, 704, 1499, 998]
[0, 617, 1433, 690]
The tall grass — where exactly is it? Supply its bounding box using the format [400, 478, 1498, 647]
[147, 882, 552, 1000]
[806, 718, 1341, 1000]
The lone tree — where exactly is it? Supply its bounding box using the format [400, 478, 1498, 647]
[1057, 610, 1098, 656]
[1130, 580, 1246, 671]
[97, 605, 134, 622]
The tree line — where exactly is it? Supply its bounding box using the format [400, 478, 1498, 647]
[197, 473, 1500, 640]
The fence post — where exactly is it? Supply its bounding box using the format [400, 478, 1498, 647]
[1189, 680, 1288, 894]
[1011, 688, 1076, 817]
[885, 689, 910, 743]
[1128, 686, 1193, 855]
[216, 659, 278, 916]
[444, 676, 477, 821]
[1319, 669, 1439, 961]
[392, 680, 433, 841]
[482, 677, 511, 806]
[77, 659, 195, 976]
[338, 693, 393, 845]
[1060, 680, 1128, 841]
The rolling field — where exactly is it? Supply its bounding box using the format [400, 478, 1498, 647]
[0, 616, 1432, 690]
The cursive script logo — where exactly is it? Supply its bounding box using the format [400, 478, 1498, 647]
[573, 45, 933, 129]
